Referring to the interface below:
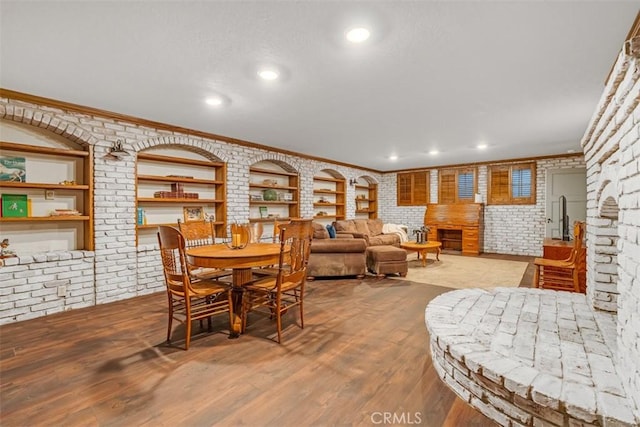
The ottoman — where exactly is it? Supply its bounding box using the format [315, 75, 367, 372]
[366, 246, 408, 277]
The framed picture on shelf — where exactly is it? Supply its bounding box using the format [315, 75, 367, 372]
[259, 206, 268, 218]
[183, 206, 204, 222]
[0, 156, 26, 182]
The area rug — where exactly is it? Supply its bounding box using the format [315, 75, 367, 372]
[391, 254, 528, 289]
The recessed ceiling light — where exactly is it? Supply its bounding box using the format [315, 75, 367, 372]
[477, 144, 488, 150]
[346, 27, 370, 43]
[258, 69, 279, 80]
[389, 155, 398, 161]
[205, 97, 224, 106]
[429, 150, 439, 155]
[567, 149, 576, 153]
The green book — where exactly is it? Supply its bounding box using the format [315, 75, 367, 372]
[2, 194, 28, 217]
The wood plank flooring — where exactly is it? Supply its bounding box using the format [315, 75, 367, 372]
[0, 253, 534, 426]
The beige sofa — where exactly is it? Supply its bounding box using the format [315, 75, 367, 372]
[307, 222, 367, 279]
[333, 219, 401, 247]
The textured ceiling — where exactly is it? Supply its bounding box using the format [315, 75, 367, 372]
[1, 1, 638, 171]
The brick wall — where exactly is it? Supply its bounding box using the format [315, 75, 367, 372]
[0, 94, 588, 327]
[581, 38, 640, 418]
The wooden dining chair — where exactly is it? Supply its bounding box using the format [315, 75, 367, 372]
[241, 218, 313, 343]
[252, 219, 292, 278]
[177, 218, 232, 281]
[157, 225, 233, 350]
[533, 221, 586, 293]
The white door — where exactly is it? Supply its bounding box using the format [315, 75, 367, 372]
[546, 168, 587, 238]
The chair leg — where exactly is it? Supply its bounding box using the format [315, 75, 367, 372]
[167, 296, 174, 344]
[185, 305, 192, 351]
[299, 292, 304, 329]
[572, 268, 580, 293]
[276, 306, 282, 344]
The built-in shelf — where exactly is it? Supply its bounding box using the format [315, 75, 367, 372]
[249, 162, 299, 222]
[355, 181, 378, 219]
[313, 171, 345, 221]
[0, 140, 94, 252]
[136, 151, 227, 244]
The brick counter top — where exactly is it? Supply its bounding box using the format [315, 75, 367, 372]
[425, 288, 639, 426]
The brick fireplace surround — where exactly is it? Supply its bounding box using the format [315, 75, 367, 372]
[427, 37, 640, 426]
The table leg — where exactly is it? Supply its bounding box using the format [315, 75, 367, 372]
[229, 268, 253, 339]
[420, 250, 427, 267]
[436, 246, 441, 261]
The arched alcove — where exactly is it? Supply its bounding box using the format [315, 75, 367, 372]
[590, 178, 620, 313]
[249, 160, 300, 229]
[353, 175, 378, 219]
[313, 168, 346, 224]
[136, 145, 227, 246]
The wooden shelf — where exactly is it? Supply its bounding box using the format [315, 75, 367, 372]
[249, 217, 291, 223]
[137, 198, 221, 203]
[1, 141, 89, 158]
[249, 183, 297, 191]
[314, 176, 343, 183]
[0, 140, 94, 251]
[313, 189, 344, 195]
[136, 152, 227, 243]
[0, 182, 88, 190]
[249, 200, 297, 205]
[138, 152, 224, 168]
[0, 216, 90, 222]
[314, 215, 338, 219]
[314, 203, 343, 207]
[249, 167, 297, 177]
[136, 221, 224, 230]
[249, 162, 299, 222]
[137, 174, 223, 185]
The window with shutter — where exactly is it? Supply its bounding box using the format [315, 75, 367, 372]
[438, 167, 476, 203]
[488, 162, 536, 204]
[397, 171, 429, 206]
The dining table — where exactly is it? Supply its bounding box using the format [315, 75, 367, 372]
[185, 242, 286, 338]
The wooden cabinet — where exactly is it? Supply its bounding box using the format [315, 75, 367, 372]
[0, 140, 94, 251]
[355, 183, 378, 219]
[136, 152, 226, 244]
[424, 203, 484, 256]
[249, 162, 299, 223]
[313, 172, 345, 222]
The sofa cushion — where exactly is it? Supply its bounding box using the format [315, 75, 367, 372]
[367, 219, 384, 236]
[310, 238, 367, 253]
[353, 219, 371, 235]
[368, 234, 400, 246]
[334, 220, 357, 233]
[312, 222, 330, 239]
[326, 224, 336, 238]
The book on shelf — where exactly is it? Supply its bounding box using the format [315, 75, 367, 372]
[50, 209, 81, 216]
[1, 194, 28, 217]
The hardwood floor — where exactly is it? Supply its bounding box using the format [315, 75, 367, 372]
[0, 253, 534, 426]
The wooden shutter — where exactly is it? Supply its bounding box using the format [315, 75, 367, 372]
[489, 165, 510, 204]
[397, 171, 429, 206]
[439, 170, 456, 204]
[397, 173, 413, 206]
[412, 172, 429, 205]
